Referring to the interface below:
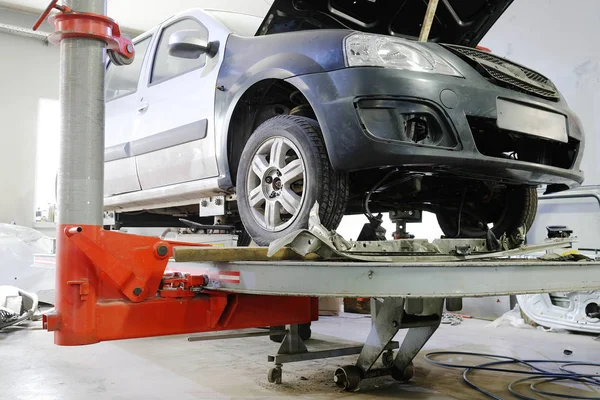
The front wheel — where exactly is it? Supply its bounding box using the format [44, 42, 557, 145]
[236, 115, 348, 246]
[436, 186, 538, 243]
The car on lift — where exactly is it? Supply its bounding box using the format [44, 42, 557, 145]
[104, 0, 585, 246]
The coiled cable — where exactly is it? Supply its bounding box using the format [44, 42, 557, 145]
[425, 351, 600, 400]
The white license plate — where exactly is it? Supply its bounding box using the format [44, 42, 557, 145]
[496, 99, 568, 143]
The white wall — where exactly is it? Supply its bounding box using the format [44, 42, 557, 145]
[480, 0, 600, 184]
[0, 8, 58, 227]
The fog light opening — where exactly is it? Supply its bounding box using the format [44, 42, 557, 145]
[405, 116, 429, 143]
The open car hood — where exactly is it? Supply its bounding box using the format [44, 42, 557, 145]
[257, 0, 514, 47]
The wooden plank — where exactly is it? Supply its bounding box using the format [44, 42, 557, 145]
[173, 246, 320, 262]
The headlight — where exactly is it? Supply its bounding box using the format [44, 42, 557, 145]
[344, 33, 462, 77]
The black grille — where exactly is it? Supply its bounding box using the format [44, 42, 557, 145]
[443, 45, 560, 101]
[484, 67, 558, 99]
[468, 116, 579, 169]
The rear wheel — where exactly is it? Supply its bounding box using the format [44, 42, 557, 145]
[236, 115, 348, 246]
[436, 186, 537, 242]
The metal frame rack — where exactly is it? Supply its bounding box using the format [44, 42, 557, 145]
[33, 0, 600, 392]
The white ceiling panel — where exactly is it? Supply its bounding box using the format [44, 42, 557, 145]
[0, 0, 272, 32]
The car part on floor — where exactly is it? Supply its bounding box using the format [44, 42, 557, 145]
[521, 187, 600, 335]
[0, 224, 55, 304]
[0, 286, 39, 330]
[518, 292, 600, 334]
[236, 115, 348, 246]
[426, 351, 600, 400]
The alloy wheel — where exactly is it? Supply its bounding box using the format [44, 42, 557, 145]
[246, 136, 307, 232]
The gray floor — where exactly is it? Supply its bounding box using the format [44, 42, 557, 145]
[2, 313, 599, 399]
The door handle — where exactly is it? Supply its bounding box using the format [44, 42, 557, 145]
[137, 103, 149, 113]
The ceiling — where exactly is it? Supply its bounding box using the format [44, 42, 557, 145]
[0, 0, 273, 32]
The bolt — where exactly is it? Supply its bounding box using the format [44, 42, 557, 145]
[133, 287, 142, 296]
[201, 200, 208, 207]
[265, 176, 273, 184]
[157, 245, 169, 257]
[270, 192, 276, 198]
[214, 198, 222, 206]
[408, 211, 413, 215]
[392, 320, 399, 328]
[126, 43, 133, 53]
[276, 170, 282, 177]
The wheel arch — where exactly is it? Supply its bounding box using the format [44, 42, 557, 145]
[221, 75, 333, 187]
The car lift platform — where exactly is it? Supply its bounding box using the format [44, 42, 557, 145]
[33, 0, 600, 392]
[35, 241, 600, 390]
[169, 244, 600, 389]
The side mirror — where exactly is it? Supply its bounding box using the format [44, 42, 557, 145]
[168, 30, 219, 59]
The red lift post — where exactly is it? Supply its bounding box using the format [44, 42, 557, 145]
[34, 0, 317, 346]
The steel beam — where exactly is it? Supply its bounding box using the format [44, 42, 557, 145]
[170, 259, 600, 298]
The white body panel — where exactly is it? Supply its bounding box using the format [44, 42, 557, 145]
[104, 29, 157, 197]
[103, 10, 255, 211]
[135, 11, 228, 190]
[104, 157, 140, 196]
[103, 177, 224, 212]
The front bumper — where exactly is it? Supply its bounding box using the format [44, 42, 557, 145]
[286, 64, 585, 188]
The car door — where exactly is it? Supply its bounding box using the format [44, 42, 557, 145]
[134, 15, 226, 190]
[104, 31, 155, 196]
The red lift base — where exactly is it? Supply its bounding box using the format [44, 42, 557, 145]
[45, 225, 317, 345]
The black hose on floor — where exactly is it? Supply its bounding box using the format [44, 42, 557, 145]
[425, 351, 600, 400]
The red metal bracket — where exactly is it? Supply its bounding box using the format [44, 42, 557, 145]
[64, 225, 174, 302]
[33, 0, 134, 64]
[67, 279, 89, 301]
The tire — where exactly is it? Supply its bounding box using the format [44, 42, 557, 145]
[236, 115, 348, 246]
[236, 224, 252, 247]
[437, 186, 538, 241]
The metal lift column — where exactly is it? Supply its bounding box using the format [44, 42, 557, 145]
[55, 0, 106, 345]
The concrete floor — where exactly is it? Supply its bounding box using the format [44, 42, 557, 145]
[2, 313, 599, 399]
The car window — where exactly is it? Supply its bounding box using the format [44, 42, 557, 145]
[105, 37, 151, 101]
[151, 19, 208, 84]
